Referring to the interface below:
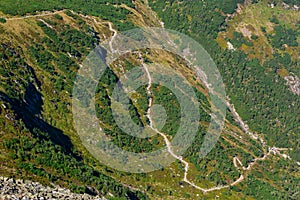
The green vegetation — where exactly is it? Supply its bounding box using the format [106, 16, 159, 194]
[0, 43, 146, 199]
[217, 0, 245, 14]
[0, 0, 299, 199]
[151, 84, 181, 137]
[149, 0, 300, 158]
[3, 133, 145, 198]
[243, 159, 300, 199]
[95, 67, 163, 153]
[269, 25, 298, 48]
[0, 18, 6, 23]
[0, 0, 135, 30]
[149, 0, 300, 198]
[54, 14, 63, 20]
[230, 31, 253, 48]
[282, 0, 300, 6]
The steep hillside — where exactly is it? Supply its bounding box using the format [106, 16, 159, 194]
[0, 9, 147, 199]
[0, 0, 299, 199]
[149, 0, 299, 198]
[216, 0, 300, 159]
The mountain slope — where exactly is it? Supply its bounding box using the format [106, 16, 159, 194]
[0, 0, 299, 199]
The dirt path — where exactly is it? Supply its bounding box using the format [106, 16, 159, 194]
[4, 8, 297, 193]
[138, 16, 296, 192]
[3, 10, 65, 21]
[37, 19, 53, 29]
[103, 21, 118, 54]
[140, 57, 238, 192]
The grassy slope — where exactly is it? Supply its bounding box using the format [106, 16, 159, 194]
[0, 0, 299, 199]
[148, 0, 299, 199]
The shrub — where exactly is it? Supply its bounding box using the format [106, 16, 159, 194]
[0, 18, 6, 23]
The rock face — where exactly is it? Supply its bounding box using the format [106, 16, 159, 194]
[0, 177, 106, 200]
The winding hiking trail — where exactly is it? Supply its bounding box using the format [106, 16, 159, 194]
[138, 49, 295, 192]
[69, 9, 299, 192]
[102, 20, 118, 54]
[2, 10, 65, 21]
[2, 9, 297, 193]
[139, 54, 241, 192]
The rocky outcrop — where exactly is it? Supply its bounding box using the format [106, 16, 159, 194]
[0, 177, 106, 200]
[284, 74, 300, 96]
